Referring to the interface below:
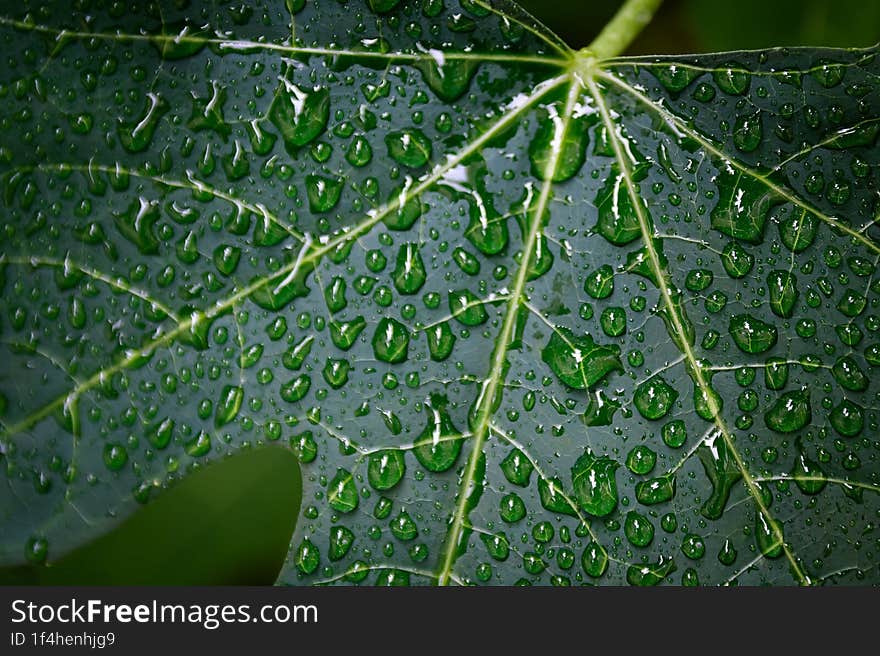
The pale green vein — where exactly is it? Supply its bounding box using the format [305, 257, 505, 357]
[314, 565, 466, 586]
[418, 293, 512, 331]
[0, 74, 567, 444]
[436, 75, 581, 586]
[522, 300, 603, 392]
[598, 48, 879, 78]
[668, 425, 718, 475]
[754, 475, 880, 495]
[0, 237, 310, 443]
[490, 424, 630, 570]
[0, 340, 79, 388]
[596, 69, 880, 259]
[6, 162, 306, 245]
[0, 16, 568, 68]
[0, 254, 179, 320]
[584, 71, 812, 585]
[723, 551, 769, 585]
[772, 117, 880, 172]
[470, 0, 572, 58]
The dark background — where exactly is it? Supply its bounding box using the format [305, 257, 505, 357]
[517, 0, 880, 53]
[1, 0, 877, 586]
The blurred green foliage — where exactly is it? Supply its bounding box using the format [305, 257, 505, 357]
[684, 0, 880, 51]
[0, 447, 300, 585]
[516, 0, 880, 53]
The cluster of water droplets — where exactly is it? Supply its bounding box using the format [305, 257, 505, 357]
[0, 0, 877, 585]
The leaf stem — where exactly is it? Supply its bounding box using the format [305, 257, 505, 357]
[585, 0, 663, 60]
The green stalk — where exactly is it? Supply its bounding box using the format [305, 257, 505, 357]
[585, 0, 664, 60]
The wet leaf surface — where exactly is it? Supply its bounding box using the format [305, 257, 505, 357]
[0, 0, 878, 585]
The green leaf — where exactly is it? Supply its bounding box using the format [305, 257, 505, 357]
[685, 0, 880, 51]
[0, 446, 300, 584]
[1, 0, 879, 587]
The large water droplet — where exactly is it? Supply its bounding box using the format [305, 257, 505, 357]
[634, 376, 678, 420]
[571, 450, 619, 517]
[541, 327, 622, 390]
[729, 314, 777, 354]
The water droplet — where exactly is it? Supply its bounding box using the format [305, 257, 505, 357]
[499, 493, 527, 523]
[215, 385, 243, 427]
[500, 448, 533, 486]
[306, 174, 343, 213]
[764, 357, 788, 390]
[791, 452, 827, 494]
[571, 450, 619, 517]
[721, 241, 754, 278]
[636, 473, 676, 505]
[392, 243, 426, 294]
[118, 93, 168, 152]
[449, 289, 488, 326]
[529, 109, 589, 182]
[328, 526, 355, 561]
[626, 445, 656, 474]
[729, 314, 777, 354]
[662, 419, 687, 448]
[829, 399, 864, 437]
[595, 166, 645, 245]
[718, 538, 737, 566]
[330, 316, 367, 350]
[599, 306, 627, 337]
[778, 210, 818, 252]
[584, 264, 614, 299]
[322, 358, 351, 389]
[538, 477, 576, 516]
[413, 394, 462, 472]
[213, 245, 242, 276]
[416, 57, 477, 102]
[103, 443, 128, 471]
[581, 541, 608, 578]
[681, 533, 706, 560]
[698, 435, 742, 519]
[626, 556, 676, 586]
[346, 136, 373, 167]
[386, 129, 432, 168]
[390, 511, 418, 541]
[296, 538, 320, 574]
[328, 468, 359, 513]
[582, 390, 621, 427]
[452, 247, 481, 276]
[372, 318, 410, 363]
[368, 450, 406, 490]
[733, 110, 763, 152]
[811, 59, 845, 88]
[685, 268, 713, 292]
[290, 431, 318, 463]
[766, 270, 798, 318]
[651, 64, 698, 92]
[837, 289, 867, 318]
[324, 277, 347, 313]
[25, 536, 48, 564]
[755, 512, 784, 559]
[634, 376, 678, 420]
[832, 355, 868, 391]
[541, 327, 622, 390]
[426, 321, 456, 361]
[713, 63, 750, 95]
[764, 389, 811, 433]
[270, 85, 330, 149]
[281, 374, 311, 403]
[623, 511, 653, 547]
[146, 418, 174, 450]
